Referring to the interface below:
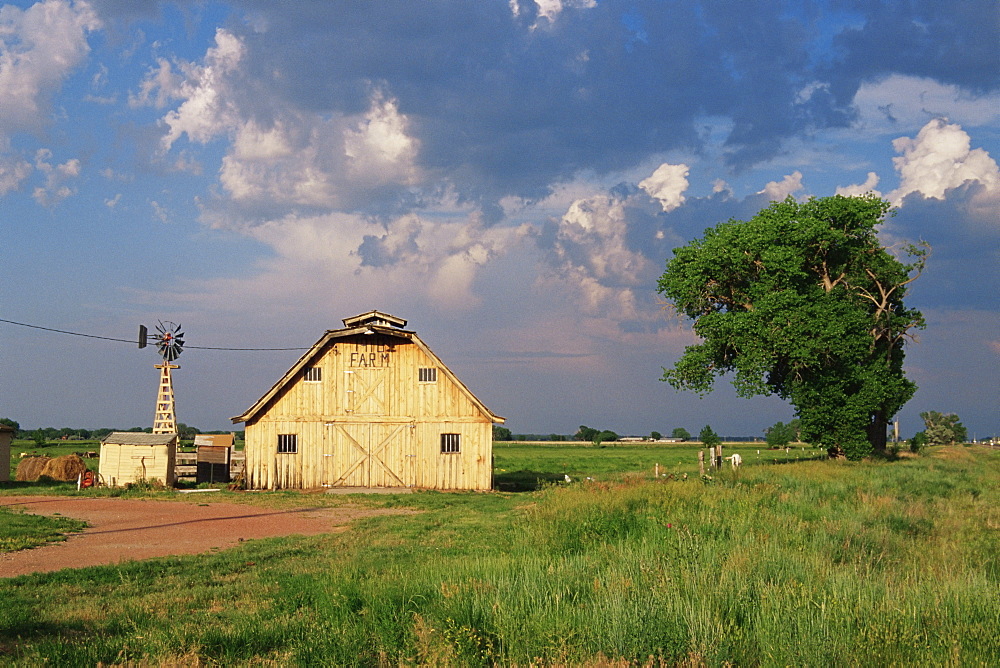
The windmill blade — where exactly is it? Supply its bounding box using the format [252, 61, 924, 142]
[148, 319, 184, 361]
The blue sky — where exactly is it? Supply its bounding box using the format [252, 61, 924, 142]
[1, 0, 998, 439]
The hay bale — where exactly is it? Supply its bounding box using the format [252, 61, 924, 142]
[15, 456, 51, 481]
[40, 455, 89, 482]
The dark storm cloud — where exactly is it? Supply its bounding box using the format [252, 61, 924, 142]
[824, 0, 1000, 105]
[891, 188, 1000, 311]
[165, 0, 858, 205]
[94, 1, 1000, 217]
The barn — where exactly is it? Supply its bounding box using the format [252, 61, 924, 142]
[232, 311, 504, 491]
[99, 432, 178, 487]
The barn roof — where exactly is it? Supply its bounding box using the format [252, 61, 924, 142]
[231, 311, 504, 425]
[342, 310, 407, 329]
[102, 432, 178, 445]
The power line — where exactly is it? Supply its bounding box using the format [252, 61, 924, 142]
[0, 318, 309, 351]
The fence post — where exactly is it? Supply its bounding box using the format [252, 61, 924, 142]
[698, 450, 705, 476]
[717, 443, 724, 469]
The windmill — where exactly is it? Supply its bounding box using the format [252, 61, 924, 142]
[139, 321, 185, 434]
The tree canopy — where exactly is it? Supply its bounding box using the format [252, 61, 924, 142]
[575, 426, 619, 445]
[493, 425, 513, 441]
[918, 411, 967, 446]
[765, 421, 797, 448]
[699, 425, 720, 448]
[657, 195, 927, 460]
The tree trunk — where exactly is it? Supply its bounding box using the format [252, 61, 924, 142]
[868, 409, 888, 454]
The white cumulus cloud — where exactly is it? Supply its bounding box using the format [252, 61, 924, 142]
[888, 118, 1000, 206]
[0, 0, 100, 136]
[0, 153, 31, 195]
[156, 28, 245, 152]
[218, 91, 420, 210]
[511, 0, 596, 24]
[836, 171, 881, 198]
[31, 148, 80, 206]
[758, 171, 804, 200]
[639, 163, 689, 212]
[342, 93, 419, 187]
[542, 192, 655, 319]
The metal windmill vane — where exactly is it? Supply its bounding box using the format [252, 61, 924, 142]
[140, 321, 185, 434]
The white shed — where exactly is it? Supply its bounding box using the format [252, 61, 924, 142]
[99, 432, 177, 487]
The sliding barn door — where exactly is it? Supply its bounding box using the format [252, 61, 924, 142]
[325, 422, 414, 488]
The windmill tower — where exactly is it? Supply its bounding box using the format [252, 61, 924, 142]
[140, 322, 185, 434]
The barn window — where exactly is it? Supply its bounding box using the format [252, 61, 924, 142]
[303, 366, 322, 382]
[277, 434, 298, 454]
[418, 367, 437, 383]
[440, 433, 460, 454]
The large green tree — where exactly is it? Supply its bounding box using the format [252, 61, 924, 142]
[917, 411, 967, 445]
[657, 195, 927, 460]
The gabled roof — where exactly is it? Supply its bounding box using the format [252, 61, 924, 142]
[102, 432, 178, 446]
[232, 313, 504, 425]
[342, 310, 407, 329]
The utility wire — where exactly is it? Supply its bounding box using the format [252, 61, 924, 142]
[0, 318, 309, 351]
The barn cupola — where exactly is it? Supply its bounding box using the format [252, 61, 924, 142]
[342, 310, 407, 329]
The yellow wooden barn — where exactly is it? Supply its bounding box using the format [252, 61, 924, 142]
[232, 311, 504, 490]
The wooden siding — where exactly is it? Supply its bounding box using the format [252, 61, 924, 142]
[244, 332, 495, 490]
[99, 443, 176, 487]
[0, 428, 11, 483]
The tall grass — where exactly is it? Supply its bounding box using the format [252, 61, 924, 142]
[1, 447, 998, 665]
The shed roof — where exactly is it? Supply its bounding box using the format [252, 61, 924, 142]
[194, 433, 234, 447]
[102, 432, 178, 446]
[232, 312, 504, 425]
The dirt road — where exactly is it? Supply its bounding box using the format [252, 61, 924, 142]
[0, 495, 399, 578]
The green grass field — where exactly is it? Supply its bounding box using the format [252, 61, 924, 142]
[1, 443, 998, 665]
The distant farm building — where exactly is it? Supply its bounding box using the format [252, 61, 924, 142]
[0, 424, 13, 483]
[194, 433, 235, 484]
[232, 311, 504, 491]
[99, 432, 177, 487]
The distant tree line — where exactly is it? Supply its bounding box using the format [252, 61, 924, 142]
[0, 419, 242, 444]
[492, 411, 970, 454]
[574, 426, 620, 446]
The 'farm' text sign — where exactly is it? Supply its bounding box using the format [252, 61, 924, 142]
[349, 344, 393, 368]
